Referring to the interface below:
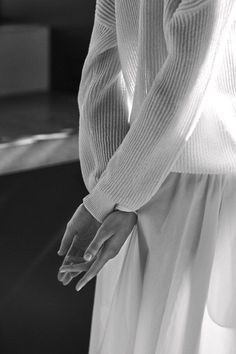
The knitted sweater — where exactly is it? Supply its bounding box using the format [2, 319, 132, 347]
[77, 0, 236, 223]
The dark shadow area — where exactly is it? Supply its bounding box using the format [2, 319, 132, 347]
[0, 162, 95, 354]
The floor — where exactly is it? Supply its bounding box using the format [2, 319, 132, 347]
[0, 162, 95, 354]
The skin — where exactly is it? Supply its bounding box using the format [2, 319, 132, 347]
[57, 203, 137, 292]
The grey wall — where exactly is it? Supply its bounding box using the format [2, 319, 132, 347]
[1, 0, 95, 28]
[1, 0, 96, 91]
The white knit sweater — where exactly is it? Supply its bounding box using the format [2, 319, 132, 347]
[77, 0, 236, 223]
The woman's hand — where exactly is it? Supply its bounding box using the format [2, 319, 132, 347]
[59, 206, 137, 292]
[57, 202, 102, 285]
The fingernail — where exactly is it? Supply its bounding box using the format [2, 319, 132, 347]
[57, 250, 62, 255]
[59, 268, 67, 273]
[84, 253, 92, 261]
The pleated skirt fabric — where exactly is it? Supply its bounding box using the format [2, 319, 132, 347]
[88, 171, 236, 354]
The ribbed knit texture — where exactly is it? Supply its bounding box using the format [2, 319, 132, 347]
[78, 0, 236, 223]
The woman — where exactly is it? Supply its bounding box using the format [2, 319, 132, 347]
[57, 0, 236, 353]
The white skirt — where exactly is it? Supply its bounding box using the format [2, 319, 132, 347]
[88, 172, 236, 354]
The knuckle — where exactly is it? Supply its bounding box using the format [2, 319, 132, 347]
[89, 243, 99, 253]
[73, 234, 80, 244]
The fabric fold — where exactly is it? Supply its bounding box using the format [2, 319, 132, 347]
[88, 171, 236, 354]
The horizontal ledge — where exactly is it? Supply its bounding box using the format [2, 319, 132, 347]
[0, 133, 79, 175]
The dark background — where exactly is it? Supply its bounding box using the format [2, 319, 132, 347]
[0, 163, 95, 354]
[0, 1, 98, 353]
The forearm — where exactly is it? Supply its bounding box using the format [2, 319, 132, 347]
[82, 0, 234, 223]
[78, 17, 130, 193]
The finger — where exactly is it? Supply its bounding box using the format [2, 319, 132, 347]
[60, 262, 90, 273]
[83, 225, 114, 262]
[58, 222, 77, 256]
[58, 239, 95, 284]
[62, 271, 82, 285]
[77, 229, 130, 289]
[65, 234, 85, 260]
[66, 230, 126, 274]
[58, 250, 100, 286]
[59, 259, 91, 273]
[59, 250, 98, 273]
[57, 264, 74, 282]
[61, 272, 72, 285]
[58, 238, 82, 283]
[57, 269, 67, 282]
[59, 240, 92, 275]
[58, 203, 86, 256]
[76, 241, 117, 292]
[57, 269, 78, 282]
[58, 255, 94, 284]
[58, 263, 84, 283]
[59, 235, 85, 271]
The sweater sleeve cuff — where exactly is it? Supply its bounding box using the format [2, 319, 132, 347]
[82, 188, 117, 223]
[82, 188, 138, 222]
[115, 205, 138, 215]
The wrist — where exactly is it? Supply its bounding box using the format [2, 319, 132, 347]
[115, 205, 138, 215]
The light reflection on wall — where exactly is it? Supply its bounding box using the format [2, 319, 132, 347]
[0, 128, 74, 149]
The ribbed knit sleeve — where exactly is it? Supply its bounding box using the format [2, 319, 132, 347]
[78, 0, 130, 194]
[81, 0, 235, 223]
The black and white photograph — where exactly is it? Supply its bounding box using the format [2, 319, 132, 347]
[1, 0, 236, 353]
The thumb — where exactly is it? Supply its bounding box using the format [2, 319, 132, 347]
[58, 203, 84, 256]
[58, 223, 76, 256]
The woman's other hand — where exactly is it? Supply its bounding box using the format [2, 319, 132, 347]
[59, 207, 137, 292]
[57, 203, 102, 285]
